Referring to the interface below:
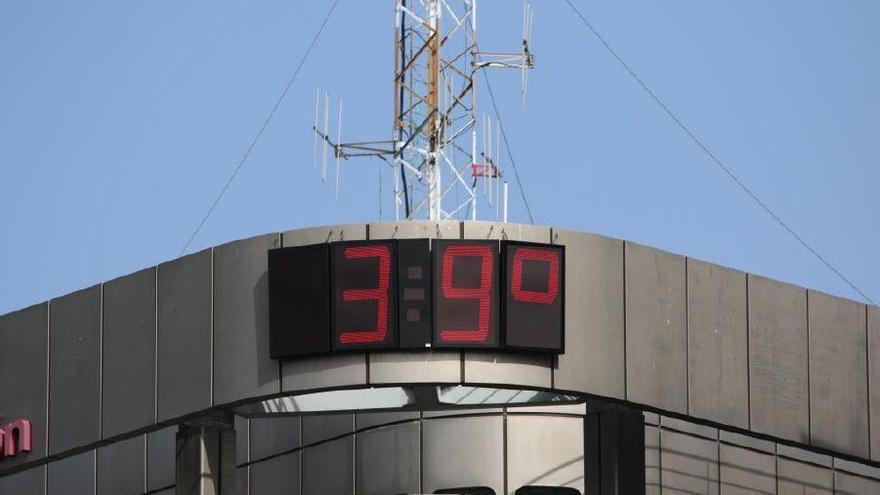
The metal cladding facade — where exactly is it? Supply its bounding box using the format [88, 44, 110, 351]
[1, 221, 880, 494]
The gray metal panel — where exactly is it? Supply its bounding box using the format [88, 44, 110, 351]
[463, 352, 552, 389]
[507, 402, 586, 415]
[0, 303, 48, 467]
[356, 421, 420, 495]
[719, 430, 775, 454]
[506, 415, 584, 495]
[237, 467, 248, 495]
[718, 444, 775, 495]
[463, 223, 553, 390]
[422, 415, 504, 494]
[369, 351, 460, 385]
[777, 457, 832, 495]
[147, 426, 176, 492]
[250, 416, 301, 461]
[776, 443, 832, 468]
[687, 259, 748, 428]
[281, 225, 368, 393]
[48, 285, 101, 455]
[833, 458, 880, 483]
[834, 471, 880, 495]
[807, 290, 869, 457]
[871, 306, 880, 462]
[157, 249, 212, 422]
[422, 408, 503, 418]
[368, 220, 460, 240]
[552, 229, 625, 399]
[748, 274, 809, 443]
[462, 221, 549, 242]
[302, 414, 354, 445]
[302, 437, 353, 495]
[0, 465, 45, 494]
[661, 430, 718, 494]
[97, 435, 145, 495]
[102, 267, 156, 438]
[236, 415, 249, 464]
[643, 411, 660, 425]
[281, 353, 368, 393]
[356, 411, 420, 430]
[250, 451, 300, 495]
[624, 242, 687, 413]
[213, 234, 281, 405]
[660, 416, 718, 440]
[645, 426, 660, 495]
[48, 450, 95, 495]
[282, 224, 367, 246]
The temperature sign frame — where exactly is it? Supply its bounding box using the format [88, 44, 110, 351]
[268, 238, 564, 359]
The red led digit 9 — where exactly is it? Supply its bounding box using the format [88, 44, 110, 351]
[338, 245, 391, 344]
[439, 244, 494, 343]
[510, 247, 559, 304]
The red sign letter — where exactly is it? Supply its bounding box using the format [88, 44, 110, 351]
[439, 244, 494, 343]
[338, 245, 392, 344]
[511, 247, 559, 304]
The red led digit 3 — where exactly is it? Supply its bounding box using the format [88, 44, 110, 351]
[339, 245, 391, 344]
[511, 247, 559, 304]
[440, 244, 493, 343]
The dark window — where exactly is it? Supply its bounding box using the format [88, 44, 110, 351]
[515, 487, 581, 495]
[434, 487, 496, 495]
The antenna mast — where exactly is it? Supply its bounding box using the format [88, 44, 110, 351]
[314, 0, 534, 221]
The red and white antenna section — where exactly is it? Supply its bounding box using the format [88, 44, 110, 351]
[312, 0, 534, 223]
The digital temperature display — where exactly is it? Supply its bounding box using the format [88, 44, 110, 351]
[503, 242, 564, 352]
[331, 241, 397, 350]
[432, 240, 499, 348]
[268, 238, 564, 359]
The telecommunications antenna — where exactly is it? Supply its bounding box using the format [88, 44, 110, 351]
[312, 1, 535, 222]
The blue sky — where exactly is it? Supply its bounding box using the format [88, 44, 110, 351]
[1, 1, 878, 314]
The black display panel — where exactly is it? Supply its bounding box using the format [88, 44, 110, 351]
[268, 243, 330, 358]
[502, 241, 564, 352]
[398, 239, 433, 349]
[432, 240, 500, 348]
[331, 240, 398, 350]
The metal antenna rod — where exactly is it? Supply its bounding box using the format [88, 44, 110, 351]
[310, 0, 534, 222]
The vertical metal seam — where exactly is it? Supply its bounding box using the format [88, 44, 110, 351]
[143, 432, 148, 494]
[806, 290, 812, 445]
[419, 410, 424, 494]
[550, 227, 557, 390]
[502, 410, 508, 495]
[45, 300, 51, 495]
[154, 265, 159, 426]
[99, 285, 104, 443]
[365, 352, 371, 386]
[715, 425, 721, 494]
[210, 247, 215, 407]
[94, 289, 105, 495]
[657, 421, 663, 494]
[622, 241, 628, 401]
[279, 232, 286, 393]
[460, 350, 465, 384]
[866, 303, 871, 461]
[685, 256, 690, 416]
[746, 274, 751, 430]
[351, 414, 352, 495]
